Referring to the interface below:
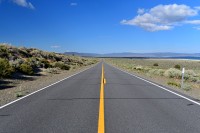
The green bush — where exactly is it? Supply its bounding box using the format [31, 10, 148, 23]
[40, 59, 50, 68]
[19, 49, 30, 58]
[174, 64, 181, 70]
[134, 65, 143, 71]
[185, 70, 196, 77]
[19, 63, 34, 75]
[164, 68, 182, 79]
[0, 58, 13, 78]
[0, 45, 9, 58]
[54, 62, 70, 70]
[148, 69, 165, 76]
[153, 63, 159, 66]
[9, 58, 24, 69]
[16, 92, 24, 98]
[184, 70, 197, 81]
[189, 77, 198, 82]
[156, 69, 165, 76]
[167, 81, 181, 87]
[182, 84, 192, 91]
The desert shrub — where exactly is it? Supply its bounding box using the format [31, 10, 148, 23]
[135, 65, 143, 71]
[184, 70, 197, 81]
[185, 70, 197, 77]
[72, 65, 77, 69]
[45, 68, 59, 74]
[153, 63, 159, 66]
[182, 84, 192, 91]
[174, 64, 181, 70]
[0, 58, 14, 78]
[19, 49, 30, 58]
[148, 69, 157, 75]
[54, 56, 62, 61]
[167, 81, 181, 87]
[124, 64, 133, 70]
[9, 58, 24, 69]
[30, 49, 42, 58]
[189, 77, 198, 82]
[49, 53, 57, 59]
[35, 60, 42, 67]
[81, 58, 87, 62]
[164, 68, 182, 79]
[19, 63, 34, 75]
[16, 92, 24, 98]
[40, 59, 50, 68]
[54, 62, 70, 70]
[148, 69, 165, 76]
[0, 45, 9, 58]
[9, 55, 17, 61]
[123, 64, 132, 69]
[26, 57, 39, 67]
[156, 69, 165, 76]
[142, 67, 151, 73]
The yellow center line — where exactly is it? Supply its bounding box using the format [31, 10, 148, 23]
[98, 64, 105, 133]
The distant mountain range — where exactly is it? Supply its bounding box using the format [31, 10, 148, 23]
[64, 52, 100, 57]
[64, 52, 200, 58]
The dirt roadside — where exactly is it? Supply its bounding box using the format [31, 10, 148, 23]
[0, 64, 97, 106]
[105, 60, 200, 101]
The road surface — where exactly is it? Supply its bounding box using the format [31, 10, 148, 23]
[0, 62, 200, 133]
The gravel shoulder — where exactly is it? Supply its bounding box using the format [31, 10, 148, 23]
[0, 64, 97, 106]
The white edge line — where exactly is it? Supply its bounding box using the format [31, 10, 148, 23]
[0, 63, 99, 110]
[106, 63, 200, 106]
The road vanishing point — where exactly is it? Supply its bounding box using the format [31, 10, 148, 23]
[1, 62, 200, 133]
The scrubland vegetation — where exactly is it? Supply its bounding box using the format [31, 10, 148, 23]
[0, 44, 98, 78]
[0, 44, 98, 104]
[106, 58, 200, 99]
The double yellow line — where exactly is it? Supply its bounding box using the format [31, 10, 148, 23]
[98, 64, 106, 133]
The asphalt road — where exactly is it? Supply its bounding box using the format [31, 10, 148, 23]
[104, 63, 200, 133]
[1, 62, 200, 133]
[0, 64, 101, 133]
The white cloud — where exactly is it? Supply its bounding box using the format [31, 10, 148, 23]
[12, 0, 35, 9]
[194, 27, 200, 30]
[121, 4, 200, 32]
[70, 3, 77, 6]
[195, 6, 200, 10]
[185, 20, 200, 24]
[51, 45, 61, 48]
[137, 8, 145, 15]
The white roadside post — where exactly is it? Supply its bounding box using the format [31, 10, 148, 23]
[181, 68, 185, 89]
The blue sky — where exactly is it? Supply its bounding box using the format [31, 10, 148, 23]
[0, 0, 200, 53]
